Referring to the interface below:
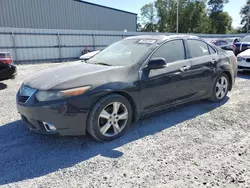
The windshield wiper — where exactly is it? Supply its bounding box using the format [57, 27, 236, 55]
[95, 62, 111, 66]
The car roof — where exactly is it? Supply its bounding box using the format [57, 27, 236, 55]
[124, 35, 201, 42]
[210, 38, 227, 41]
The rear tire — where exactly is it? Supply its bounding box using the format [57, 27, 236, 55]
[87, 94, 132, 141]
[209, 73, 229, 102]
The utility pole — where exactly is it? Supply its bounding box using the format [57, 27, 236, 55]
[248, 17, 249, 34]
[176, 0, 179, 33]
[248, 4, 250, 34]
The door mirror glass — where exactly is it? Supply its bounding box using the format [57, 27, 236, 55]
[148, 58, 167, 69]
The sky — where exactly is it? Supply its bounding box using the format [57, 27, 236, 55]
[83, 0, 247, 28]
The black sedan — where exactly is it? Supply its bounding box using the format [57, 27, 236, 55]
[0, 52, 16, 81]
[16, 35, 237, 141]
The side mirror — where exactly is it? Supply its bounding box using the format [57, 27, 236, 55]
[147, 58, 167, 70]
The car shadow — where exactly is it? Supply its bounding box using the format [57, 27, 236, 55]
[0, 98, 229, 185]
[0, 83, 7, 90]
[237, 72, 250, 79]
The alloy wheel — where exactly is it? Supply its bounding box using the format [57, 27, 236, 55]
[215, 76, 228, 100]
[98, 102, 128, 137]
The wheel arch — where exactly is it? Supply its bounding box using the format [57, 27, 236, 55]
[109, 91, 138, 122]
[88, 90, 138, 124]
[223, 71, 233, 91]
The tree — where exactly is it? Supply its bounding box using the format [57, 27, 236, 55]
[190, 3, 211, 33]
[154, 0, 168, 32]
[137, 23, 142, 31]
[139, 0, 232, 34]
[136, 16, 142, 31]
[179, 0, 209, 33]
[207, 0, 229, 12]
[207, 0, 231, 34]
[154, 0, 209, 33]
[140, 3, 158, 32]
[240, 0, 250, 33]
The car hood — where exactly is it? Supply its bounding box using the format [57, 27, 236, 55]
[23, 61, 130, 90]
[237, 49, 250, 57]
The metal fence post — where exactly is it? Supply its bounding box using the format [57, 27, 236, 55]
[57, 33, 62, 62]
[92, 33, 96, 51]
[11, 32, 18, 64]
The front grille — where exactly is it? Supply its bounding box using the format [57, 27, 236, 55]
[18, 85, 36, 103]
[246, 58, 250, 62]
[18, 95, 29, 103]
[238, 66, 250, 70]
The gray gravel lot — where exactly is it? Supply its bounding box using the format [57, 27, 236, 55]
[0, 63, 250, 188]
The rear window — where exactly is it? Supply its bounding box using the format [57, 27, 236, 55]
[0, 53, 11, 58]
[218, 41, 228, 46]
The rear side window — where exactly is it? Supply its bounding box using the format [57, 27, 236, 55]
[187, 40, 210, 58]
[151, 39, 185, 63]
[0, 53, 11, 58]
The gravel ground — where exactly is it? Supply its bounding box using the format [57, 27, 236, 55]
[0, 63, 250, 188]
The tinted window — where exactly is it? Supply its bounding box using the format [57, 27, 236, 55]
[218, 40, 228, 46]
[187, 40, 209, 58]
[208, 45, 216, 54]
[151, 40, 185, 63]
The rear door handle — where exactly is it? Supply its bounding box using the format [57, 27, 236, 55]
[211, 59, 216, 64]
[180, 65, 191, 72]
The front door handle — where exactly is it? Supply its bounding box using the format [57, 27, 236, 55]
[180, 65, 191, 72]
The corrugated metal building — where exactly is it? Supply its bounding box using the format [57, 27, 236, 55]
[0, 0, 137, 31]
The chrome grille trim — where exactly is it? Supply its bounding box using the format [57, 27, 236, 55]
[18, 85, 37, 103]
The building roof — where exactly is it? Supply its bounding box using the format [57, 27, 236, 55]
[74, 0, 137, 15]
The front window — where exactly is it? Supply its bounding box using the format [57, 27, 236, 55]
[87, 39, 157, 66]
[241, 36, 250, 42]
[151, 40, 186, 63]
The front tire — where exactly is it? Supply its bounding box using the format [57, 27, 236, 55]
[87, 94, 132, 141]
[210, 73, 229, 102]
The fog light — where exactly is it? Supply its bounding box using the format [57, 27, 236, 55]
[43, 122, 57, 132]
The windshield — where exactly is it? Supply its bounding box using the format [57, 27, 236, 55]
[87, 39, 157, 66]
[241, 36, 250, 42]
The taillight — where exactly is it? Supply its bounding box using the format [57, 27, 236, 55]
[0, 53, 13, 64]
[2, 59, 13, 64]
[232, 44, 236, 49]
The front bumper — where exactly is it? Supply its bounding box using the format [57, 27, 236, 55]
[237, 60, 250, 71]
[16, 93, 94, 136]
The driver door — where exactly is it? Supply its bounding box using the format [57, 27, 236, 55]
[139, 39, 195, 112]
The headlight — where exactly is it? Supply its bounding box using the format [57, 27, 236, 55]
[35, 86, 91, 102]
[237, 56, 244, 61]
